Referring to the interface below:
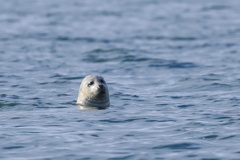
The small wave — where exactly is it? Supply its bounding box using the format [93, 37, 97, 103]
[220, 135, 236, 140]
[3, 146, 24, 150]
[56, 36, 114, 43]
[60, 76, 84, 80]
[106, 155, 135, 160]
[153, 142, 200, 150]
[0, 102, 21, 107]
[202, 5, 230, 11]
[176, 104, 195, 108]
[133, 35, 198, 41]
[99, 117, 148, 123]
[202, 135, 218, 140]
[149, 59, 198, 69]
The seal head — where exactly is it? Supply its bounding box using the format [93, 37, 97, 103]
[77, 75, 110, 110]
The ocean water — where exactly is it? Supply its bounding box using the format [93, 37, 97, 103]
[1, 0, 240, 159]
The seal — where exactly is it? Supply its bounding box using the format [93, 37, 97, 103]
[76, 75, 110, 110]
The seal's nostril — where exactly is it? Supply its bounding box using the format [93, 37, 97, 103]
[99, 84, 103, 89]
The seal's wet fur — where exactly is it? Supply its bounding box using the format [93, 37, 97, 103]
[77, 75, 110, 110]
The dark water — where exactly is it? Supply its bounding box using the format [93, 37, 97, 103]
[1, 0, 240, 159]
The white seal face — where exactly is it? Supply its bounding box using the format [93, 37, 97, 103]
[76, 75, 110, 110]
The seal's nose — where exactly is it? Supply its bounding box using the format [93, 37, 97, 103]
[99, 84, 104, 89]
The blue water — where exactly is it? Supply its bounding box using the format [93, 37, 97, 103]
[1, 0, 240, 159]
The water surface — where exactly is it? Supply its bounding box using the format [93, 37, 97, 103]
[1, 0, 240, 159]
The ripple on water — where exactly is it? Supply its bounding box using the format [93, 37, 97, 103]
[149, 59, 198, 69]
[55, 36, 113, 43]
[0, 102, 22, 108]
[82, 48, 144, 63]
[3, 146, 25, 150]
[1, 0, 240, 159]
[153, 142, 201, 150]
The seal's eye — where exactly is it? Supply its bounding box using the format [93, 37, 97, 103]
[88, 81, 94, 87]
[100, 79, 105, 83]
